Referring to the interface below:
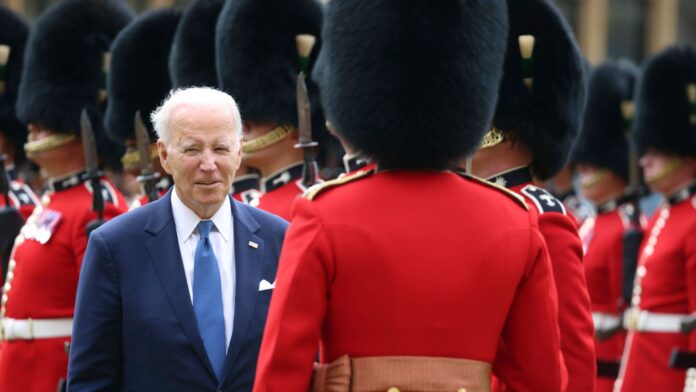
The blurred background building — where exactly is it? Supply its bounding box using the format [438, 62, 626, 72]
[2, 0, 694, 65]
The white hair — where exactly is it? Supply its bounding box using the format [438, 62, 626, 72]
[150, 87, 243, 146]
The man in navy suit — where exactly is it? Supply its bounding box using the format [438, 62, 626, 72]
[67, 87, 288, 391]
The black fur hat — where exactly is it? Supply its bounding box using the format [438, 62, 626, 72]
[571, 60, 639, 180]
[0, 5, 28, 163]
[169, 0, 222, 89]
[215, 0, 323, 129]
[633, 45, 696, 157]
[105, 8, 181, 144]
[493, 0, 586, 180]
[16, 0, 133, 168]
[314, 0, 509, 169]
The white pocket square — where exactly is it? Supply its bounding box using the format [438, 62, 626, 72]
[258, 279, 276, 291]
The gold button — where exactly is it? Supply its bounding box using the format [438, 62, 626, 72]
[458, 389, 468, 392]
[387, 388, 400, 392]
[8, 259, 16, 269]
[5, 271, 13, 282]
[1, 294, 7, 305]
[3, 282, 10, 292]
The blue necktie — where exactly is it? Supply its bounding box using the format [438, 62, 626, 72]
[193, 220, 226, 380]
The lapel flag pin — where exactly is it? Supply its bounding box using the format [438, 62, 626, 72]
[248, 241, 259, 249]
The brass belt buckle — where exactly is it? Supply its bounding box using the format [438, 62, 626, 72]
[626, 308, 640, 331]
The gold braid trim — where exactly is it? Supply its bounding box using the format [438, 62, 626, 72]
[478, 128, 505, 149]
[460, 173, 528, 210]
[24, 134, 77, 154]
[305, 168, 374, 201]
[121, 144, 159, 166]
[242, 124, 294, 153]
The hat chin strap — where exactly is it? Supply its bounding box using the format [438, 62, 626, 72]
[24, 133, 77, 154]
[242, 124, 294, 154]
[121, 144, 158, 167]
[465, 128, 506, 174]
[580, 169, 609, 190]
[646, 156, 682, 185]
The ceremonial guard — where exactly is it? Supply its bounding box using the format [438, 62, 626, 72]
[0, 5, 37, 284]
[467, 0, 595, 390]
[0, 1, 131, 391]
[105, 8, 181, 209]
[615, 45, 696, 392]
[254, 1, 566, 391]
[570, 60, 641, 391]
[170, 0, 260, 204]
[216, 0, 328, 219]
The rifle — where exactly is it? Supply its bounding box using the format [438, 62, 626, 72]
[294, 34, 319, 189]
[134, 111, 161, 203]
[621, 101, 644, 308]
[80, 109, 105, 236]
[0, 154, 24, 282]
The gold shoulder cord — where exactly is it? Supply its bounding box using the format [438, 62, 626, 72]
[305, 169, 374, 201]
[461, 173, 529, 210]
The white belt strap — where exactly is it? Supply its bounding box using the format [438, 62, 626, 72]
[1, 317, 73, 341]
[624, 309, 686, 333]
[592, 312, 622, 332]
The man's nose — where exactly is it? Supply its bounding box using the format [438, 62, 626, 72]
[199, 149, 217, 171]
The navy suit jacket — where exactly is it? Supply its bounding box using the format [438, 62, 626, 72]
[68, 191, 288, 391]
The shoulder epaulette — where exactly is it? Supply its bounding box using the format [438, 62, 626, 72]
[460, 173, 528, 210]
[9, 182, 39, 207]
[85, 179, 121, 208]
[520, 184, 566, 215]
[304, 168, 374, 201]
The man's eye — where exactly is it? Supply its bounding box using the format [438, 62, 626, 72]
[183, 148, 199, 153]
[215, 147, 230, 153]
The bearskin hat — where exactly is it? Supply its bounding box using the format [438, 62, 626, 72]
[169, 0, 222, 89]
[105, 8, 181, 143]
[0, 5, 28, 163]
[493, 0, 586, 180]
[313, 0, 508, 169]
[16, 0, 133, 168]
[571, 60, 639, 180]
[633, 45, 696, 157]
[215, 0, 323, 130]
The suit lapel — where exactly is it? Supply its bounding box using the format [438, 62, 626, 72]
[144, 191, 217, 380]
[220, 198, 263, 384]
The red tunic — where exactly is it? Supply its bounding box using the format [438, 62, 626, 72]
[256, 163, 306, 221]
[254, 170, 565, 391]
[579, 201, 631, 392]
[486, 166, 594, 391]
[509, 181, 596, 392]
[616, 186, 696, 392]
[0, 174, 127, 392]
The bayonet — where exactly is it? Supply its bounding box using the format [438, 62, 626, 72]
[134, 111, 161, 202]
[80, 108, 104, 235]
[294, 34, 319, 189]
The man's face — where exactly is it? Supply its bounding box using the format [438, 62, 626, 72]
[639, 148, 696, 194]
[159, 103, 241, 217]
[577, 164, 625, 203]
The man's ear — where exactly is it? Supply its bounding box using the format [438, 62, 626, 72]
[158, 140, 172, 174]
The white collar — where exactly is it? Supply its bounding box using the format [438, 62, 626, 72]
[171, 186, 232, 243]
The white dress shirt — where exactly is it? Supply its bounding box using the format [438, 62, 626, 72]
[171, 187, 236, 351]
